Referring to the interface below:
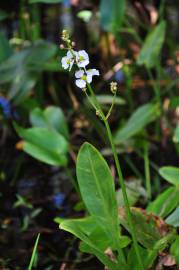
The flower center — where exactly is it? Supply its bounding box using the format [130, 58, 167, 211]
[79, 56, 84, 62]
[81, 75, 86, 81]
[66, 59, 70, 64]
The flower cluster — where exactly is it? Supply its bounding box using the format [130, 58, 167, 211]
[61, 34, 99, 89]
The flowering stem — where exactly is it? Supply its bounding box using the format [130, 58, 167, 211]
[105, 92, 117, 120]
[87, 83, 144, 270]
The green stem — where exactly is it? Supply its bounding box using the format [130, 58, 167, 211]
[144, 143, 151, 200]
[103, 120, 144, 270]
[87, 84, 144, 270]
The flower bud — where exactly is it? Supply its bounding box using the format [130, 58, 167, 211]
[110, 81, 118, 94]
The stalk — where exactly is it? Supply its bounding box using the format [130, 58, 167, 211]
[87, 84, 144, 270]
[144, 143, 151, 200]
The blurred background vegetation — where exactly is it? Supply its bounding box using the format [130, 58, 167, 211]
[1, 0, 179, 269]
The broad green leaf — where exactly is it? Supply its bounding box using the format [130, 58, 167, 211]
[170, 236, 179, 266]
[30, 106, 69, 139]
[166, 207, 179, 227]
[60, 217, 126, 270]
[119, 207, 173, 250]
[14, 124, 68, 166]
[173, 124, 179, 143]
[29, 0, 62, 3]
[137, 21, 166, 68]
[114, 103, 159, 144]
[100, 0, 125, 32]
[77, 143, 119, 247]
[147, 187, 179, 218]
[159, 166, 179, 186]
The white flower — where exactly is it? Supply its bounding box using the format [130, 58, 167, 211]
[75, 68, 99, 89]
[86, 69, 99, 83]
[61, 50, 76, 70]
[76, 50, 89, 68]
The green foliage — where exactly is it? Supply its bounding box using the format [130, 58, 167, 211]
[76, 143, 119, 247]
[159, 166, 179, 186]
[127, 245, 157, 270]
[0, 41, 58, 103]
[30, 106, 69, 139]
[59, 217, 128, 270]
[170, 236, 179, 266]
[166, 207, 179, 227]
[137, 21, 166, 68]
[100, 0, 125, 32]
[114, 103, 159, 144]
[28, 233, 40, 270]
[119, 207, 175, 250]
[0, 32, 12, 63]
[147, 187, 179, 218]
[29, 0, 62, 3]
[14, 123, 68, 166]
[173, 124, 179, 143]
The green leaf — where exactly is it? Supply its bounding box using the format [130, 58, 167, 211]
[0, 40, 57, 102]
[116, 179, 147, 207]
[0, 31, 12, 63]
[28, 233, 40, 270]
[14, 123, 68, 166]
[137, 21, 166, 68]
[173, 124, 179, 143]
[170, 236, 179, 266]
[114, 103, 159, 144]
[159, 166, 179, 186]
[77, 142, 119, 247]
[166, 207, 179, 227]
[119, 207, 173, 250]
[30, 106, 69, 139]
[60, 217, 126, 270]
[29, 0, 62, 3]
[127, 245, 157, 270]
[100, 0, 125, 32]
[147, 187, 179, 218]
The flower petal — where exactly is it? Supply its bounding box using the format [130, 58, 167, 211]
[86, 74, 92, 84]
[76, 79, 86, 88]
[61, 56, 69, 69]
[76, 50, 89, 68]
[87, 68, 99, 76]
[78, 50, 89, 59]
[77, 59, 89, 68]
[75, 70, 84, 78]
[67, 50, 76, 59]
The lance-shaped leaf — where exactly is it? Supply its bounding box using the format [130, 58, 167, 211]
[137, 21, 166, 68]
[76, 142, 119, 246]
[114, 103, 159, 144]
[100, 0, 125, 32]
[159, 166, 179, 186]
[147, 187, 179, 218]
